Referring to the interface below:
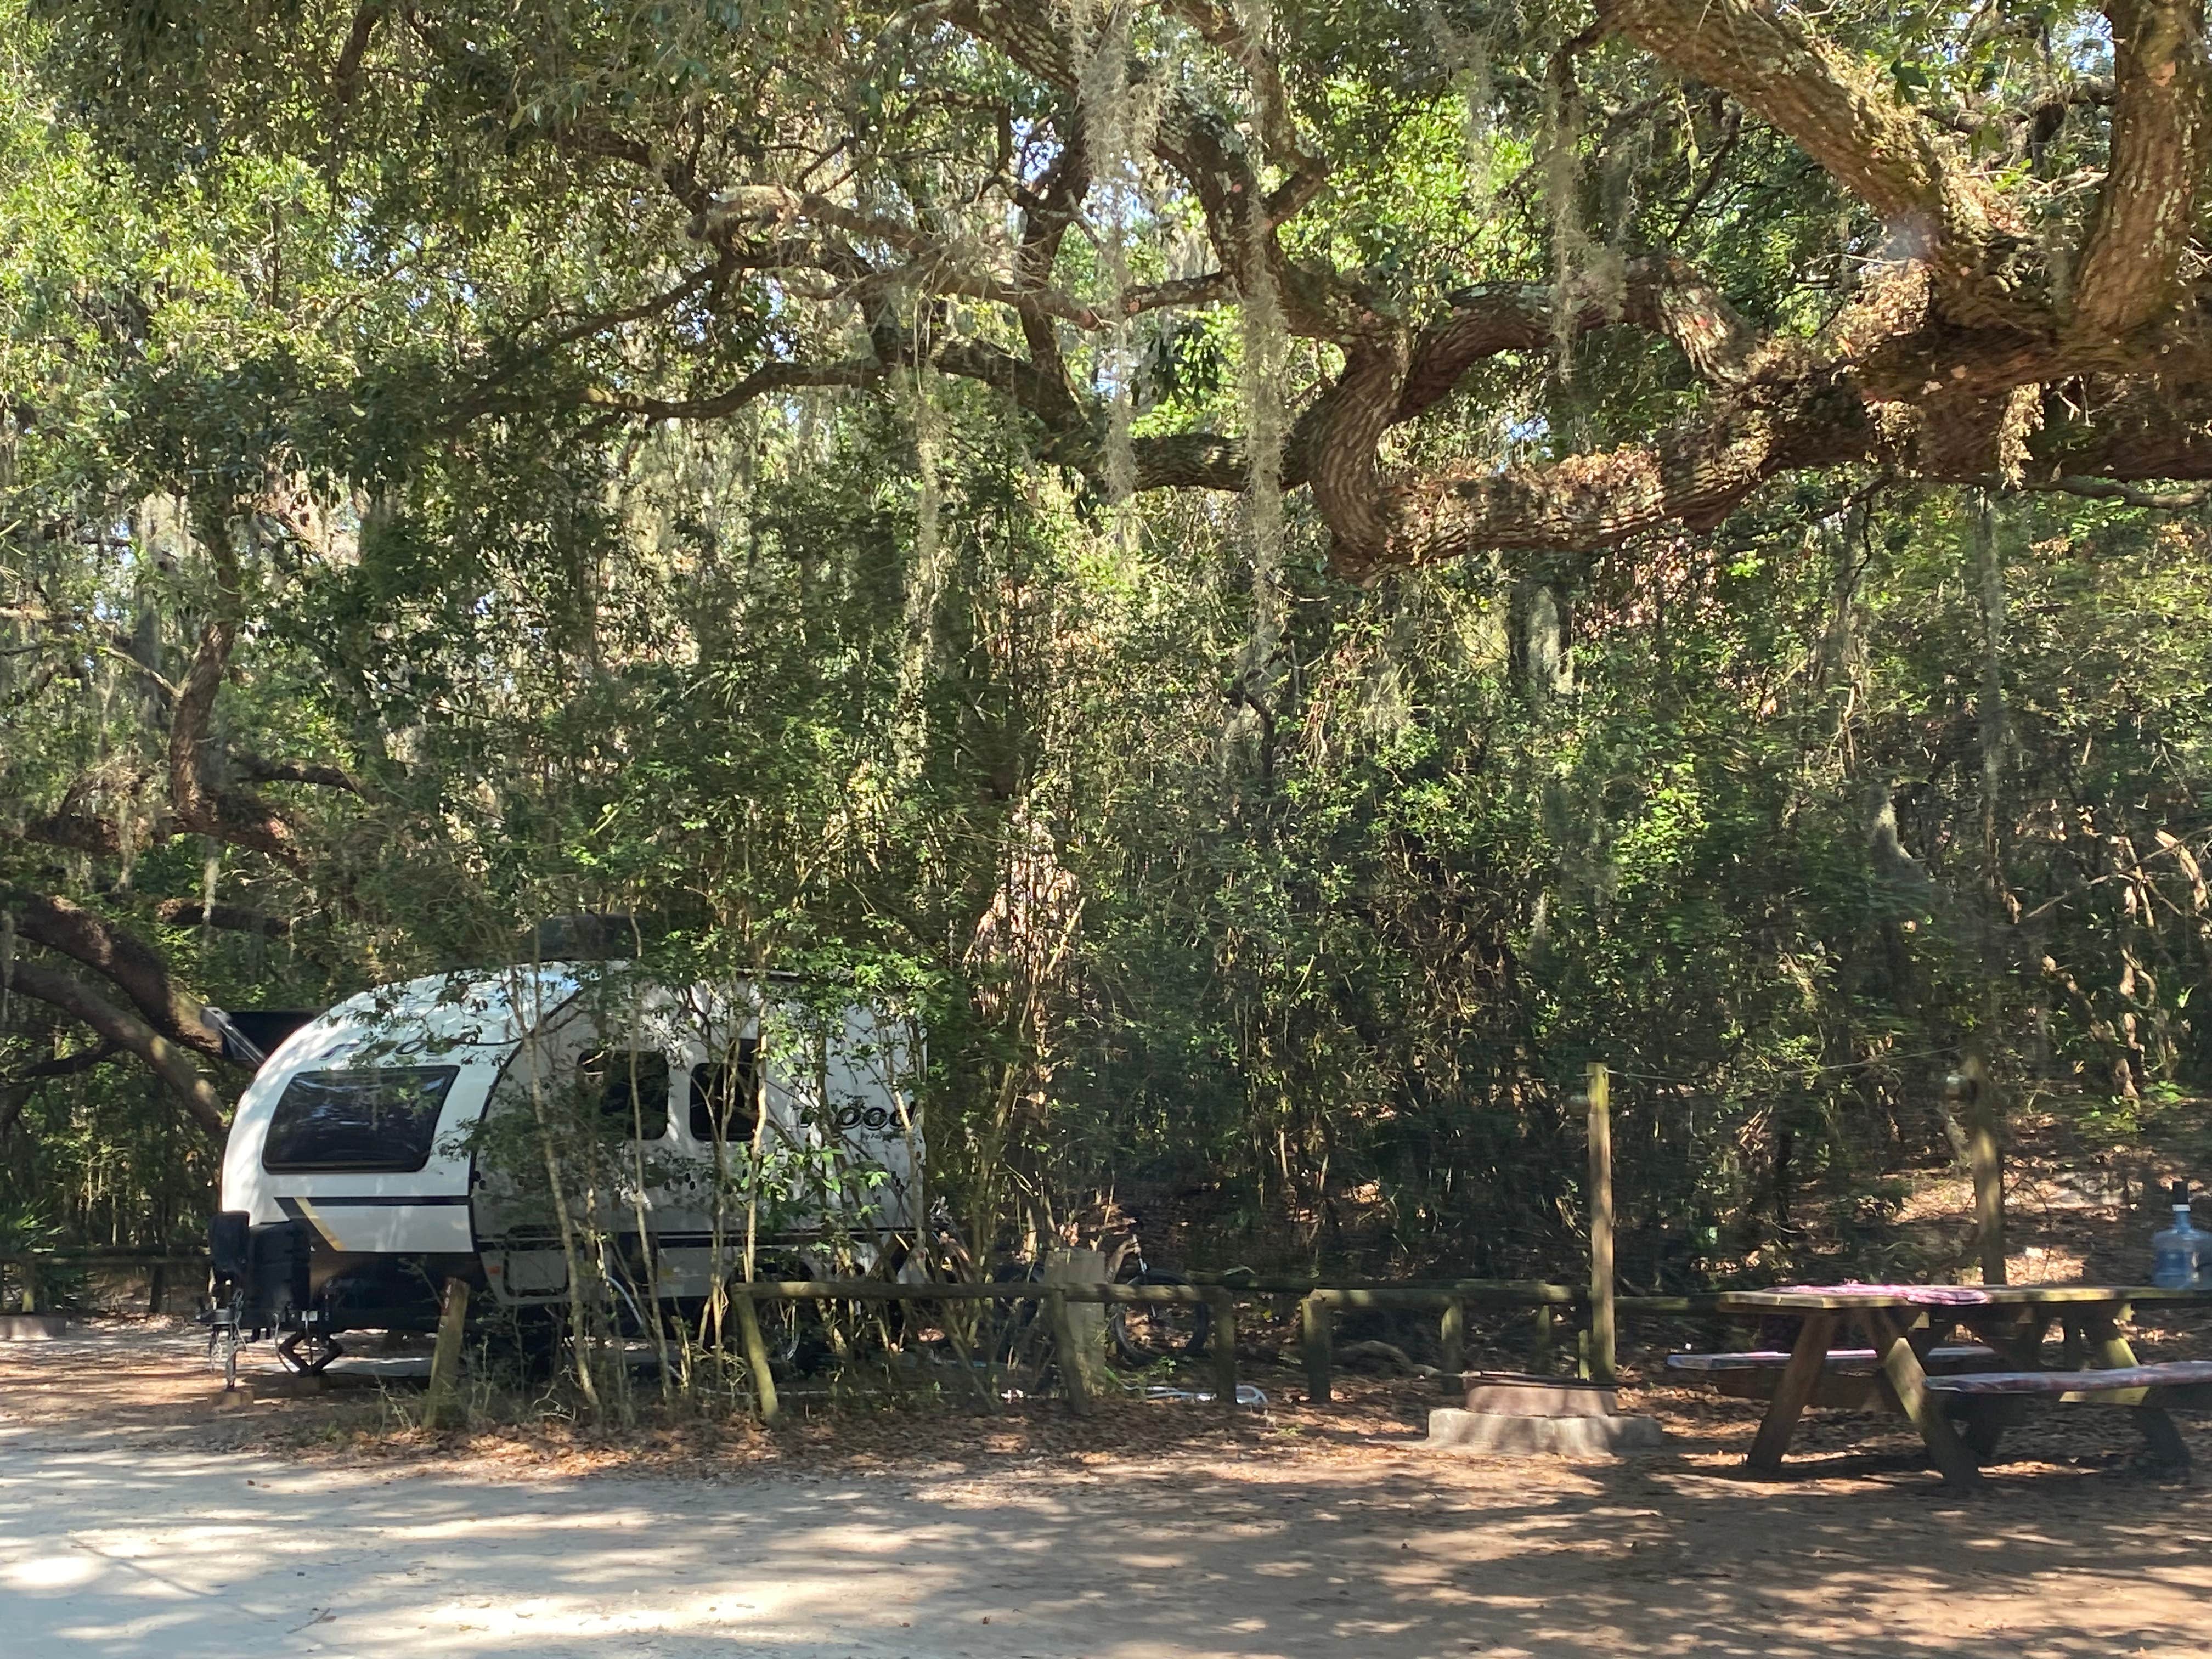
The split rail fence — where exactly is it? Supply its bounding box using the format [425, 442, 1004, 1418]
[0, 1249, 209, 1315]
[5, 1049, 2050, 1442]
[16, 1061, 1736, 1424]
[635, 1271, 1725, 1425]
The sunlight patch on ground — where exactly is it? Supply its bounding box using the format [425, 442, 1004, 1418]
[3, 1553, 104, 1592]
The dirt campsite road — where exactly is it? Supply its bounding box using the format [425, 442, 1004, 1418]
[4, 1322, 2211, 1658]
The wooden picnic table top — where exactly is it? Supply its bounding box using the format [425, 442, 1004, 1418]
[1716, 1283, 2212, 1312]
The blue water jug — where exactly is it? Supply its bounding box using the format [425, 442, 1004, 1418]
[2151, 1181, 2204, 1289]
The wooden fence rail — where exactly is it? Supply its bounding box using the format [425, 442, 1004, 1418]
[0, 1251, 1729, 1408]
[721, 1276, 1681, 1411]
[725, 1277, 1728, 1411]
[1, 1250, 211, 1315]
[726, 1278, 1242, 1416]
[0, 1250, 209, 1263]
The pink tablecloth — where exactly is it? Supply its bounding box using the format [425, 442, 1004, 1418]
[1768, 1283, 1996, 1305]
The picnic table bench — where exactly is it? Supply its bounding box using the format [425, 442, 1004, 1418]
[1674, 1284, 2212, 1485]
[1664, 1345, 1999, 1407]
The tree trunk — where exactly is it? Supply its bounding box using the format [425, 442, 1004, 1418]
[1973, 493, 2009, 901]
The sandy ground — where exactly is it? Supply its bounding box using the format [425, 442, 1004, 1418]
[5, 1321, 2212, 1658]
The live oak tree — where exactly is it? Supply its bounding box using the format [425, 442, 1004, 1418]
[29, 0, 2212, 580]
[0, 48, 347, 1141]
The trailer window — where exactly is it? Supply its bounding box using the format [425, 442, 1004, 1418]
[688, 1042, 760, 1145]
[581, 1049, 670, 1140]
[262, 1068, 460, 1172]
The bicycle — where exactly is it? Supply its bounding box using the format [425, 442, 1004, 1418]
[1100, 1217, 1211, 1365]
[923, 1205, 1210, 1370]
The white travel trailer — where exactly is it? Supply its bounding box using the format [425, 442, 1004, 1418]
[206, 962, 921, 1373]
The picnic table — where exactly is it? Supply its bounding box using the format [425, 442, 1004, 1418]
[1689, 1284, 2212, 1485]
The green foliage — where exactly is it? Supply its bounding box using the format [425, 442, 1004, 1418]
[0, 0, 2206, 1296]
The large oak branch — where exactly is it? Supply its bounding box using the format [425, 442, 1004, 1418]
[4, 960, 228, 1138]
[1344, 379, 1874, 576]
[151, 898, 293, 937]
[1606, 0, 2029, 329]
[168, 607, 309, 872]
[5, 890, 226, 1059]
[947, 0, 1370, 341]
[2069, 0, 2211, 341]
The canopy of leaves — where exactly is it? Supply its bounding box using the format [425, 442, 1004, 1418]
[2, 0, 2208, 1280]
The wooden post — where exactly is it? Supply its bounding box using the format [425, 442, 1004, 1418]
[732, 1287, 780, 1425]
[1300, 1291, 1333, 1403]
[1532, 1303, 1554, 1373]
[1586, 1060, 1617, 1385]
[421, 1277, 471, 1432]
[19, 1260, 37, 1315]
[1960, 1049, 2006, 1285]
[148, 1261, 167, 1316]
[1042, 1248, 1108, 1397]
[1438, 1297, 1465, 1392]
[1046, 1289, 1093, 1417]
[1209, 1288, 1238, 1410]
